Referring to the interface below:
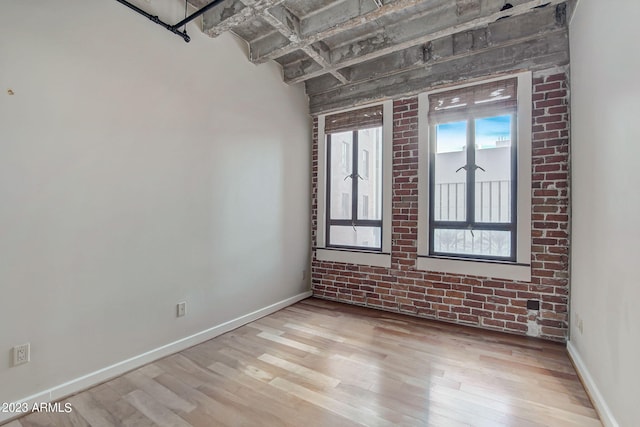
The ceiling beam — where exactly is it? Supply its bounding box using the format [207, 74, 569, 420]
[250, 0, 432, 64]
[308, 28, 569, 114]
[284, 0, 567, 85]
[299, 0, 378, 36]
[305, 46, 425, 96]
[306, 3, 564, 96]
[260, 5, 349, 84]
[202, 0, 284, 37]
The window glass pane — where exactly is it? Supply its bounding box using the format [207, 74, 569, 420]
[328, 131, 353, 220]
[341, 193, 350, 218]
[434, 121, 467, 221]
[474, 115, 513, 223]
[329, 226, 381, 249]
[433, 228, 511, 257]
[361, 195, 369, 218]
[357, 127, 382, 220]
[361, 149, 370, 179]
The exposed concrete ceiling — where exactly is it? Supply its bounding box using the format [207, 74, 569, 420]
[189, 0, 574, 113]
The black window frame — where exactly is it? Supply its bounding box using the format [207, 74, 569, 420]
[326, 129, 383, 251]
[429, 109, 518, 262]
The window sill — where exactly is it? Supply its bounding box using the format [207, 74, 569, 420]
[316, 248, 391, 268]
[416, 255, 531, 282]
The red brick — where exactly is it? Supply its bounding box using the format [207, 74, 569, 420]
[535, 82, 561, 92]
[544, 74, 567, 82]
[494, 312, 516, 321]
[535, 99, 563, 109]
[458, 314, 480, 323]
[311, 72, 569, 342]
[483, 319, 506, 328]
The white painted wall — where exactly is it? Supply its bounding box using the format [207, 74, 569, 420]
[569, 1, 640, 426]
[0, 0, 310, 407]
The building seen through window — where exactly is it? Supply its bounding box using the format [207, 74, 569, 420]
[325, 105, 383, 250]
[429, 78, 518, 260]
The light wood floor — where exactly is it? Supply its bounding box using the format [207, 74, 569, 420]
[6, 298, 600, 427]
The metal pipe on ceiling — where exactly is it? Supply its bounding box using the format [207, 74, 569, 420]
[172, 0, 225, 29]
[114, 0, 225, 43]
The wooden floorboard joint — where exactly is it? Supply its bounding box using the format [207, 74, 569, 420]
[8, 298, 601, 427]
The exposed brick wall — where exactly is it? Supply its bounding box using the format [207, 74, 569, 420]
[311, 70, 570, 342]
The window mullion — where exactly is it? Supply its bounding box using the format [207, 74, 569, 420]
[428, 125, 436, 255]
[510, 112, 518, 258]
[467, 118, 476, 227]
[352, 130, 359, 223]
[326, 134, 332, 245]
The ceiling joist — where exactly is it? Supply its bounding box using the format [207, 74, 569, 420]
[183, 0, 573, 113]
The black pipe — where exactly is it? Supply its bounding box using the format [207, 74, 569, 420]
[114, 0, 224, 43]
[115, 0, 190, 42]
[171, 0, 226, 30]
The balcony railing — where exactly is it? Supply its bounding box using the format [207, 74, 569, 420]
[433, 180, 512, 222]
[433, 180, 512, 257]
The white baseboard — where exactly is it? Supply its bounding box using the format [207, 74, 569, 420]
[0, 291, 312, 425]
[567, 341, 619, 427]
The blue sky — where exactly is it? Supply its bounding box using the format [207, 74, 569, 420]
[437, 115, 512, 153]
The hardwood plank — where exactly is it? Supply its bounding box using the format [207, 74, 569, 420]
[256, 331, 321, 354]
[257, 353, 341, 388]
[12, 412, 56, 427]
[66, 393, 119, 427]
[153, 373, 255, 427]
[268, 377, 396, 427]
[123, 371, 195, 413]
[5, 298, 601, 427]
[86, 383, 143, 425]
[43, 410, 90, 427]
[205, 358, 360, 427]
[123, 390, 191, 427]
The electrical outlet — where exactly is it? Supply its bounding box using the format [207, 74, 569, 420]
[302, 269, 307, 281]
[177, 301, 186, 318]
[13, 343, 30, 366]
[526, 299, 540, 310]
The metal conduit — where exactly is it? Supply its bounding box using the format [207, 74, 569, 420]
[114, 0, 225, 43]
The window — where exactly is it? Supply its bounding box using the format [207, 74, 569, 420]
[361, 195, 369, 219]
[429, 78, 517, 261]
[341, 142, 351, 170]
[361, 149, 370, 179]
[341, 192, 350, 218]
[316, 101, 393, 268]
[417, 73, 532, 281]
[326, 109, 383, 250]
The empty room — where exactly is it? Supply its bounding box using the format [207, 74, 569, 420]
[0, 0, 638, 426]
